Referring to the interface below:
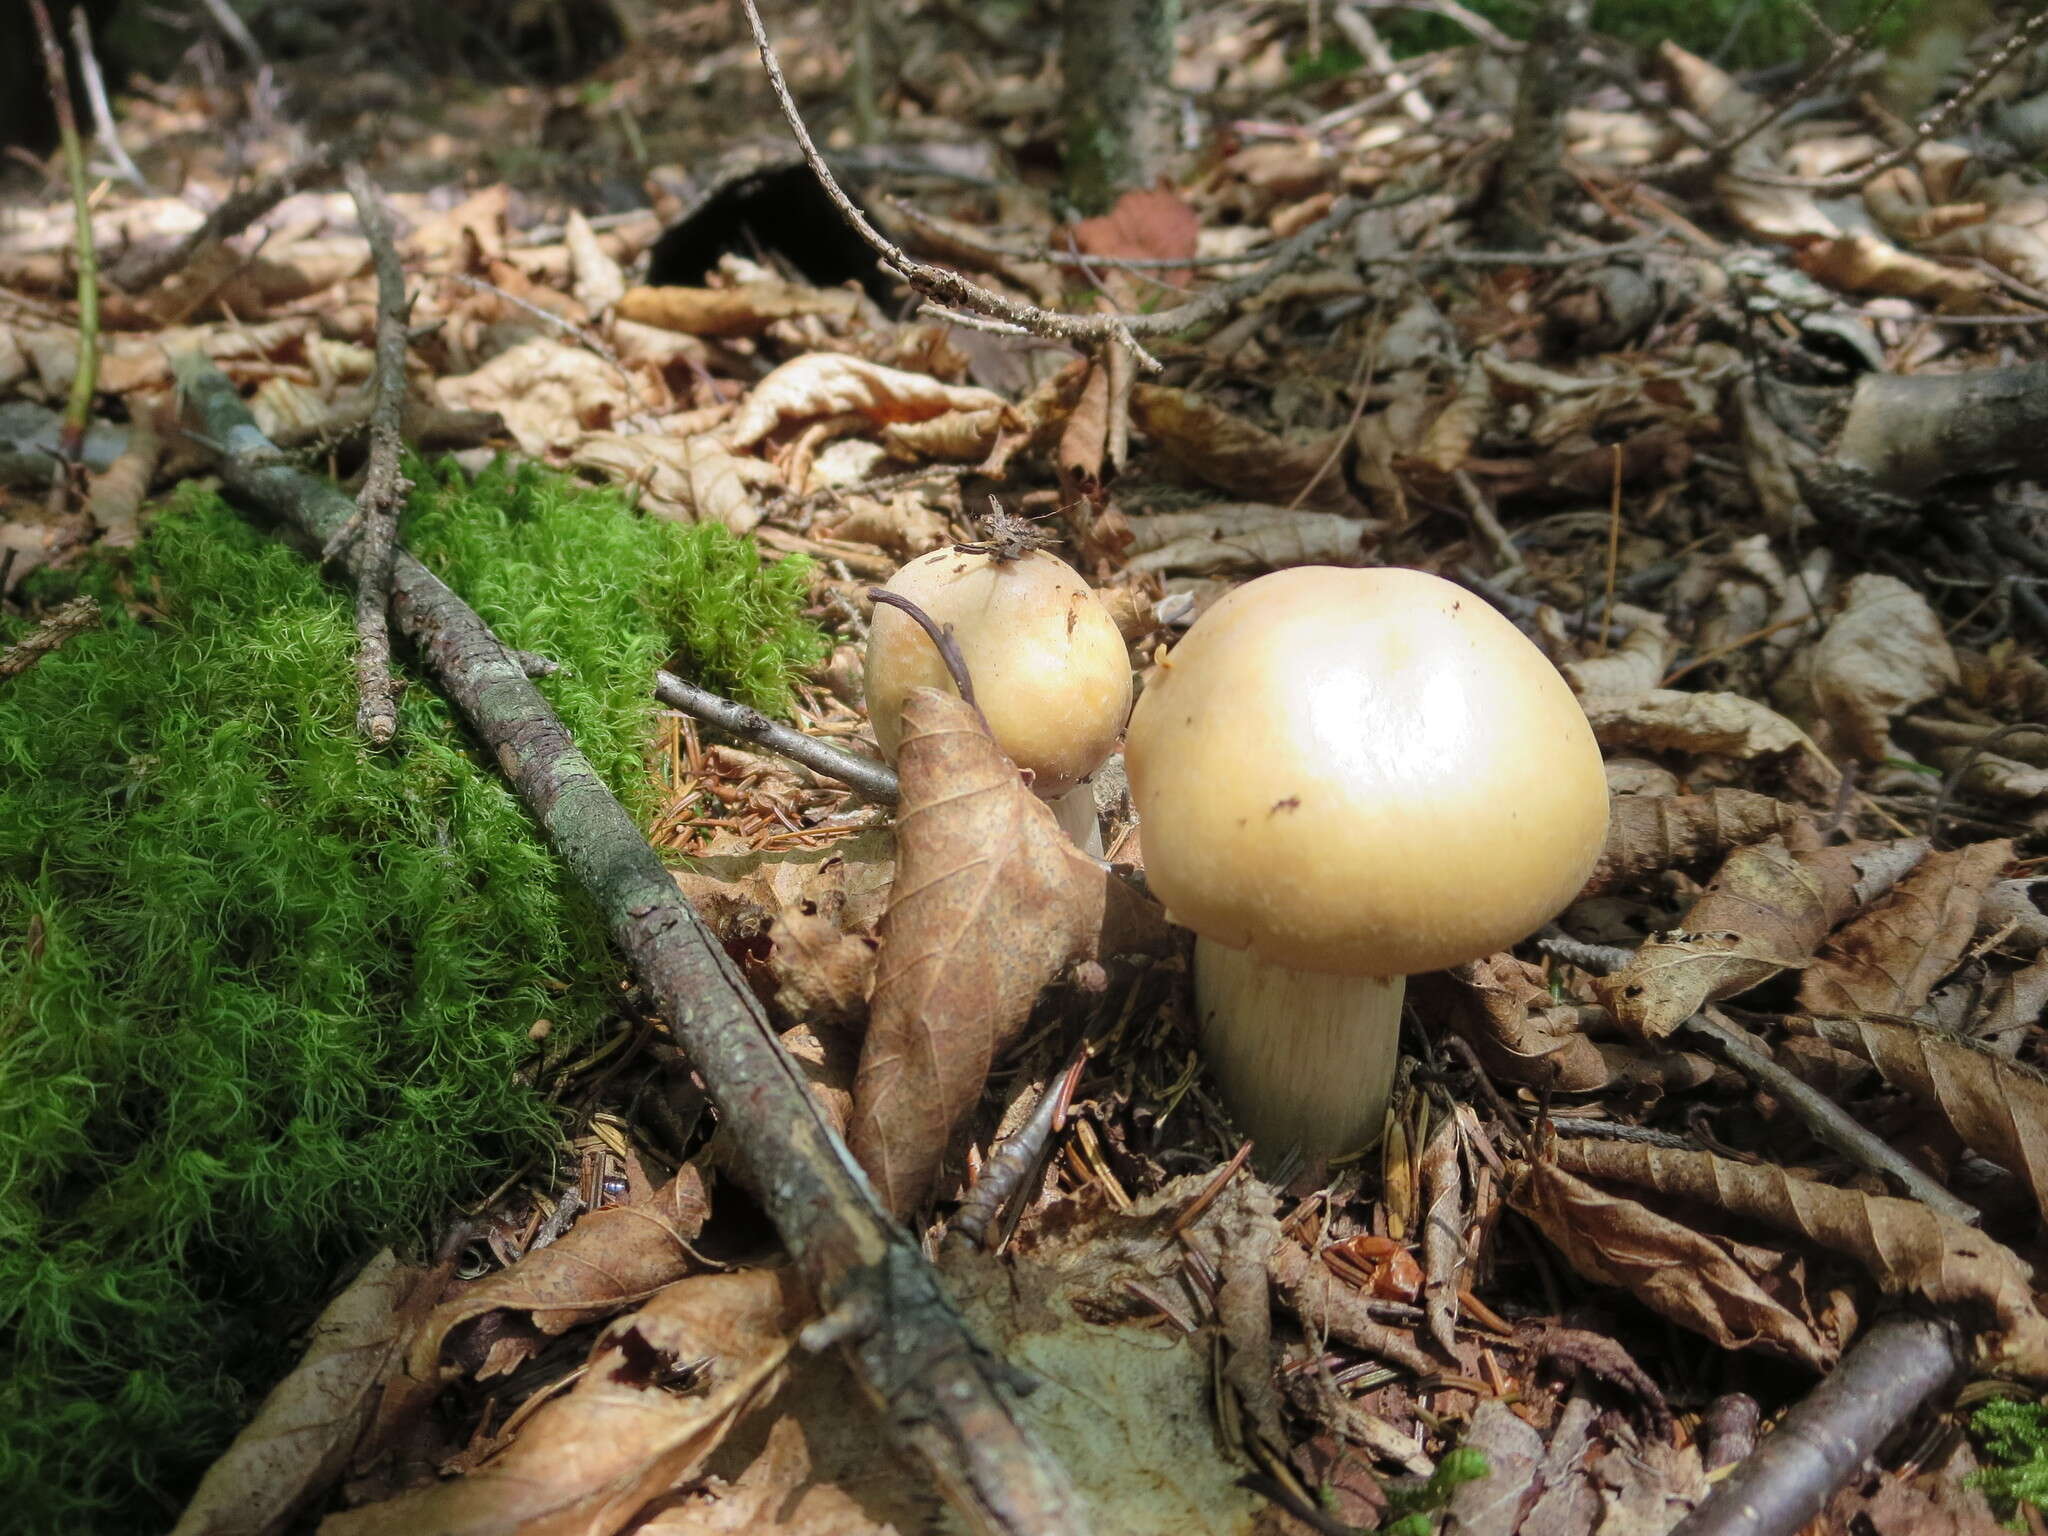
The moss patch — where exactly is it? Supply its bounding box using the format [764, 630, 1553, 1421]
[1973, 1396, 2048, 1521]
[0, 458, 822, 1531]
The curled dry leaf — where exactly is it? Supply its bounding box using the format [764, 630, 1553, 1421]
[724, 353, 1012, 450]
[1128, 384, 1365, 515]
[1799, 840, 2014, 1016]
[1418, 1114, 1464, 1356]
[1792, 233, 2000, 310]
[879, 404, 1009, 462]
[1804, 574, 1959, 762]
[1579, 687, 1838, 790]
[1415, 958, 1715, 1095]
[1580, 788, 1809, 897]
[1268, 1240, 1438, 1376]
[847, 688, 1169, 1213]
[616, 281, 859, 337]
[1515, 1159, 1840, 1371]
[1548, 1138, 2048, 1378]
[407, 1167, 712, 1382]
[1560, 604, 1674, 702]
[172, 1250, 436, 1536]
[1596, 836, 1926, 1040]
[570, 431, 777, 533]
[1795, 1009, 2048, 1223]
[1123, 505, 1379, 575]
[329, 1269, 802, 1536]
[436, 338, 643, 456]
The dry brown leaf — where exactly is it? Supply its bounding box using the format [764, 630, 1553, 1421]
[436, 338, 642, 456]
[725, 353, 1011, 450]
[1415, 958, 1714, 1096]
[330, 1269, 801, 1536]
[1548, 1138, 2048, 1377]
[818, 494, 951, 560]
[1597, 837, 1925, 1040]
[1067, 187, 1201, 286]
[1515, 1159, 1838, 1370]
[407, 1167, 712, 1381]
[569, 431, 776, 532]
[1792, 233, 1999, 309]
[565, 210, 627, 313]
[1123, 505, 1378, 574]
[1580, 688, 1836, 788]
[879, 405, 1008, 462]
[1059, 358, 1112, 490]
[1796, 1010, 2048, 1223]
[1581, 789, 1809, 897]
[1414, 361, 1491, 473]
[846, 688, 1168, 1213]
[764, 908, 875, 1031]
[172, 1250, 434, 1536]
[1561, 605, 1675, 701]
[616, 281, 860, 338]
[671, 828, 896, 945]
[1800, 840, 2013, 1015]
[1129, 384, 1365, 514]
[1921, 220, 2048, 292]
[86, 399, 162, 548]
[1419, 1115, 1464, 1355]
[1806, 574, 1959, 762]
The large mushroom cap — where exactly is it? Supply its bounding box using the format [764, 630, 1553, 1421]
[1125, 566, 1609, 977]
[864, 547, 1133, 798]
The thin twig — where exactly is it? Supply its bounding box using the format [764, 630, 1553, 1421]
[735, 0, 1365, 368]
[110, 139, 357, 292]
[69, 7, 151, 192]
[1703, 0, 1900, 167]
[191, 0, 265, 67]
[1669, 1314, 1965, 1536]
[176, 356, 1092, 1536]
[331, 161, 411, 746]
[0, 596, 101, 681]
[29, 0, 99, 465]
[868, 589, 976, 707]
[947, 1046, 1089, 1253]
[1731, 9, 2048, 193]
[653, 669, 898, 802]
[1675, 1012, 1980, 1227]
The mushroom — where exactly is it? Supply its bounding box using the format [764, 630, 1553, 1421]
[865, 546, 1133, 850]
[1124, 566, 1609, 1160]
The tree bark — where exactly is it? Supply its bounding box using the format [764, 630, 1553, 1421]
[1060, 0, 1180, 215]
[1474, 0, 1589, 249]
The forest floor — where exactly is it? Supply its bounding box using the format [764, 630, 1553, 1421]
[5, 3, 2048, 1535]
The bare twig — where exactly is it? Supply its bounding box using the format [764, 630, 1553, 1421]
[868, 588, 976, 707]
[946, 1047, 1089, 1253]
[0, 596, 101, 681]
[654, 669, 899, 802]
[192, 0, 265, 68]
[1703, 0, 1899, 166]
[331, 162, 411, 746]
[176, 356, 1092, 1536]
[110, 139, 356, 293]
[1670, 1314, 1965, 1536]
[1674, 1012, 1980, 1228]
[69, 7, 151, 192]
[735, 0, 1364, 368]
[1732, 9, 2048, 192]
[29, 0, 99, 465]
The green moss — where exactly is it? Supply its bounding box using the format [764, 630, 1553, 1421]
[0, 458, 823, 1531]
[1377, 1445, 1489, 1534]
[1972, 1397, 2048, 1522]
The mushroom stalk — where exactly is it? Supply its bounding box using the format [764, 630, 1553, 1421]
[1194, 937, 1403, 1160]
[1048, 781, 1102, 856]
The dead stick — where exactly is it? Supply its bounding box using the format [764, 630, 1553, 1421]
[333, 161, 411, 746]
[654, 669, 898, 802]
[1669, 1314, 1965, 1536]
[173, 354, 1090, 1536]
[0, 596, 101, 681]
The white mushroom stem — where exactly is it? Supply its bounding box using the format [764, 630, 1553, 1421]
[1194, 937, 1404, 1161]
[1048, 781, 1102, 856]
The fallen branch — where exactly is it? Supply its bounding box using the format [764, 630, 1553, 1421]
[1669, 1314, 1965, 1536]
[653, 668, 899, 802]
[175, 356, 1091, 1536]
[0, 595, 101, 681]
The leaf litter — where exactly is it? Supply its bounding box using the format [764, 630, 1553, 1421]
[11, 3, 2048, 1534]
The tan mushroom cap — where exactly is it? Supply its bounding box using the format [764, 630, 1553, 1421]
[1125, 566, 1609, 977]
[865, 547, 1133, 798]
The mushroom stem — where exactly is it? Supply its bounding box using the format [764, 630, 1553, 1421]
[1047, 781, 1102, 856]
[1194, 937, 1404, 1161]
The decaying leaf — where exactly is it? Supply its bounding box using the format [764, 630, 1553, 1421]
[1418, 1115, 1464, 1356]
[172, 1250, 436, 1536]
[1597, 836, 1926, 1040]
[1582, 788, 1810, 898]
[1549, 1139, 2048, 1377]
[1579, 687, 1837, 789]
[436, 338, 644, 456]
[1414, 959, 1715, 1096]
[671, 828, 896, 948]
[846, 688, 1168, 1213]
[616, 281, 861, 337]
[1795, 1009, 2048, 1223]
[1514, 1158, 1840, 1371]
[1799, 840, 2013, 1015]
[1804, 574, 1959, 762]
[1123, 504, 1379, 574]
[330, 1269, 801, 1536]
[724, 353, 1012, 449]
[408, 1167, 712, 1381]
[1129, 384, 1365, 514]
[1067, 187, 1201, 286]
[570, 431, 778, 532]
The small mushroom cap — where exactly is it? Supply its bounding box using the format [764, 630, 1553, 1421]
[865, 547, 1133, 798]
[1125, 566, 1609, 977]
